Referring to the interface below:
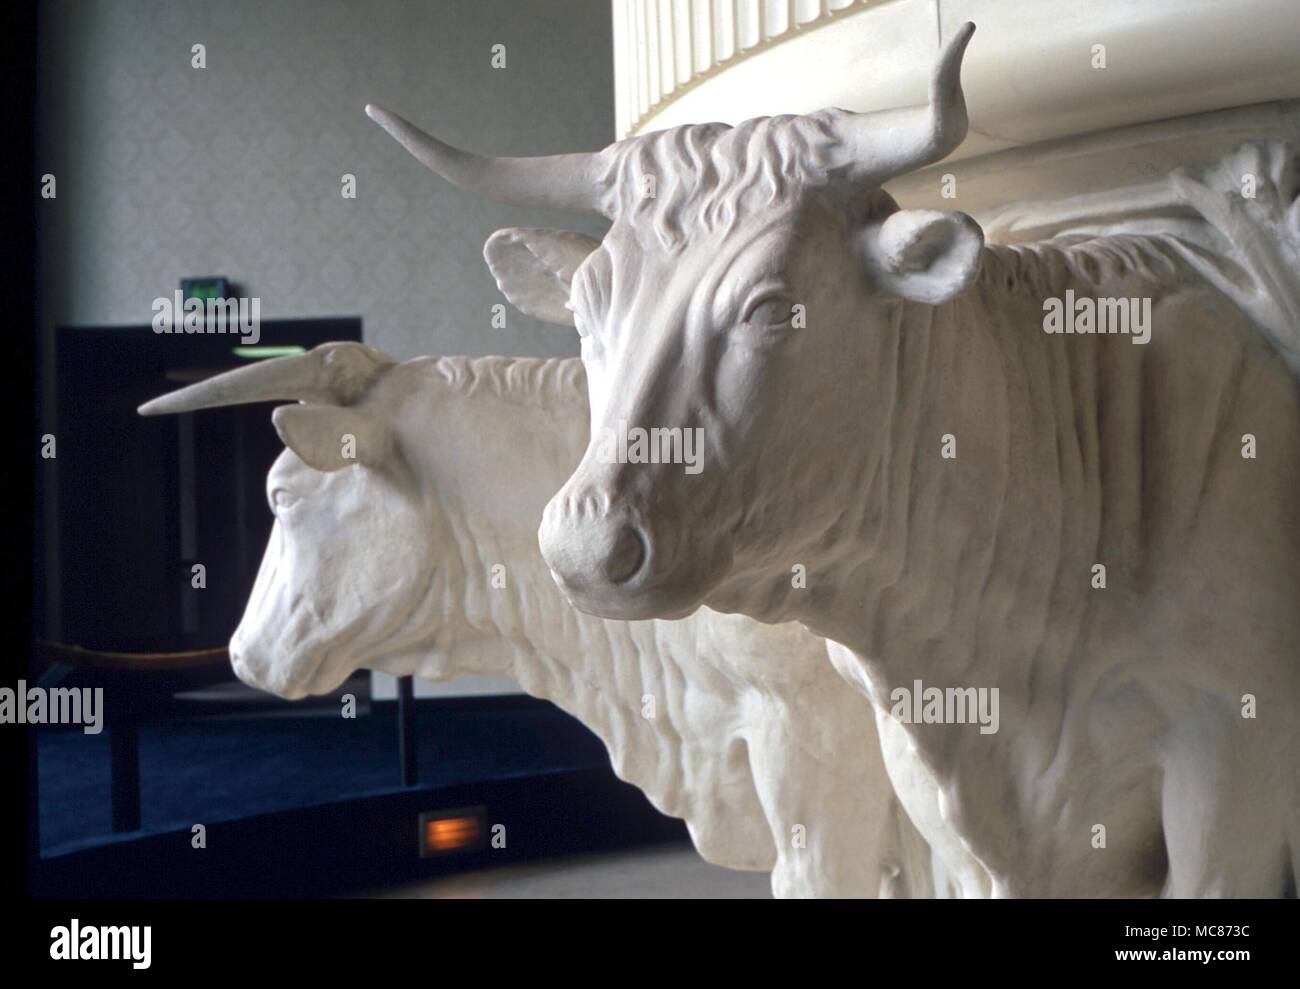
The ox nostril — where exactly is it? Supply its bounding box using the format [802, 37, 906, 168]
[539, 494, 652, 591]
[604, 525, 645, 584]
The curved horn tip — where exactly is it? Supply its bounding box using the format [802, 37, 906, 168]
[943, 21, 976, 65]
[137, 393, 211, 416]
[365, 103, 402, 130]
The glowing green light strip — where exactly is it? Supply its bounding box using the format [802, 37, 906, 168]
[231, 345, 307, 359]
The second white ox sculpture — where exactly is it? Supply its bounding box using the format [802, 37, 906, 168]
[140, 345, 932, 898]
[368, 21, 1300, 896]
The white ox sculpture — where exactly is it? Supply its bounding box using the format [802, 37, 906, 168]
[139, 345, 933, 898]
[367, 22, 1300, 896]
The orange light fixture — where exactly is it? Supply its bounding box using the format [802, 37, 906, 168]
[418, 807, 486, 857]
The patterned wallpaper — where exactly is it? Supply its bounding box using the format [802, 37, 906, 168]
[36, 0, 613, 361]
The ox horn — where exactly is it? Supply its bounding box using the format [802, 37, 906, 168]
[833, 21, 975, 186]
[365, 103, 607, 215]
[137, 342, 397, 416]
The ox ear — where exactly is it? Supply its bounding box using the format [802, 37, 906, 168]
[859, 209, 983, 305]
[484, 227, 601, 326]
[272, 405, 392, 473]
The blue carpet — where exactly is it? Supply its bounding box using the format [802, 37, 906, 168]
[38, 706, 610, 855]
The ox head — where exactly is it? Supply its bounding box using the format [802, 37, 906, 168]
[367, 24, 982, 622]
[139, 343, 440, 698]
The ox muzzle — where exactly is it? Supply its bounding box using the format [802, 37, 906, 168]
[538, 461, 713, 621]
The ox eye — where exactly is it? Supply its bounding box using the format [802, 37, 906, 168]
[270, 488, 298, 511]
[742, 294, 796, 330]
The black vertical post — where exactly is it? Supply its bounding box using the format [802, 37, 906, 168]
[177, 411, 199, 637]
[397, 675, 417, 787]
[28, 720, 40, 863]
[109, 721, 141, 833]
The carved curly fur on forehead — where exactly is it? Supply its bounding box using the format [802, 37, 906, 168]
[593, 110, 864, 251]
